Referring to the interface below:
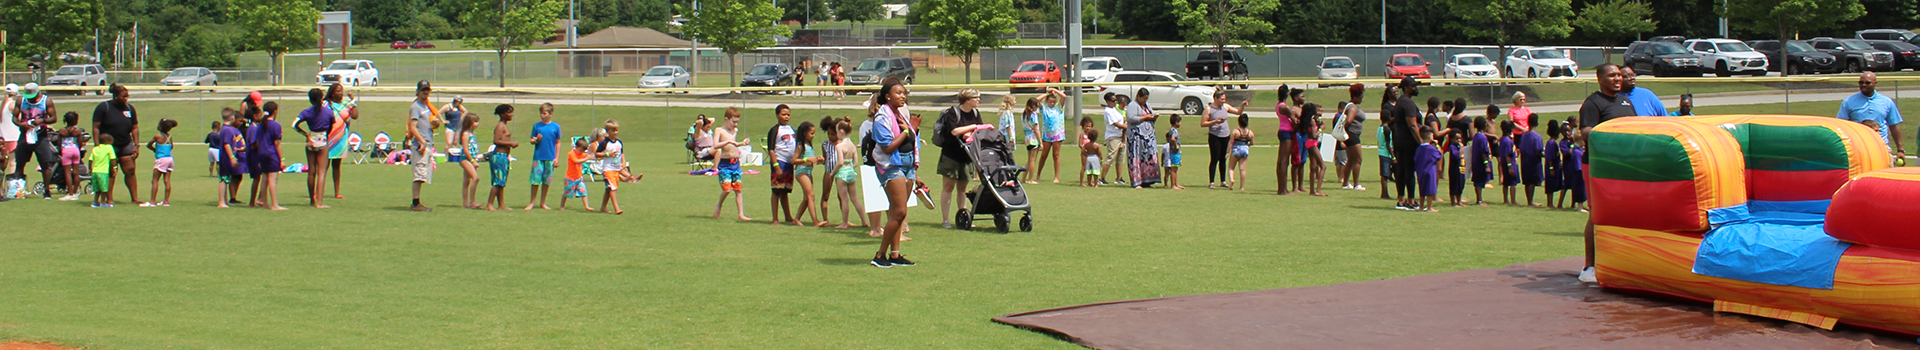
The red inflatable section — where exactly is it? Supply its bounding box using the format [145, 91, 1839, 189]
[1591, 178, 1703, 233]
[1747, 169, 1852, 202]
[1826, 168, 1920, 251]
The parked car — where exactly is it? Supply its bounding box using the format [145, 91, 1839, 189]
[844, 56, 914, 92]
[1864, 40, 1920, 71]
[1079, 56, 1123, 83]
[1316, 56, 1358, 87]
[1857, 29, 1917, 43]
[1684, 39, 1770, 76]
[390, 41, 409, 50]
[1504, 47, 1577, 78]
[316, 59, 379, 87]
[1184, 49, 1249, 88]
[1443, 53, 1498, 80]
[160, 67, 218, 92]
[1009, 60, 1060, 93]
[410, 41, 437, 49]
[1095, 70, 1212, 116]
[637, 65, 691, 90]
[1626, 41, 1706, 77]
[1384, 53, 1430, 79]
[1807, 37, 1895, 72]
[44, 64, 106, 95]
[1746, 40, 1841, 75]
[739, 63, 796, 93]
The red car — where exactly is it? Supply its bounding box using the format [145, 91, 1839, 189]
[1009, 60, 1060, 93]
[1386, 53, 1431, 79]
[410, 41, 437, 49]
[390, 41, 409, 50]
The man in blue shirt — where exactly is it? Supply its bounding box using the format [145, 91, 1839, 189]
[1838, 72, 1905, 159]
[1621, 69, 1668, 117]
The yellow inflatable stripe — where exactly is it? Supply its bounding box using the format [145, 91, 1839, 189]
[1594, 118, 1748, 227]
[1683, 115, 1890, 178]
[1859, 169, 1920, 182]
[1715, 300, 1841, 330]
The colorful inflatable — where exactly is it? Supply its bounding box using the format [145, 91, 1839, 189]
[1589, 115, 1920, 335]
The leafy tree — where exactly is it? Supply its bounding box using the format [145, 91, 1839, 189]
[777, 0, 829, 26]
[158, 24, 235, 67]
[678, 0, 788, 87]
[356, 0, 421, 43]
[833, 0, 885, 23]
[231, 0, 319, 84]
[1100, 0, 1183, 41]
[1722, 0, 1864, 75]
[579, 0, 671, 33]
[1, 0, 107, 69]
[1571, 0, 1654, 63]
[459, 0, 565, 87]
[1839, 0, 1918, 35]
[1438, 0, 1574, 77]
[915, 0, 1018, 83]
[1172, 0, 1279, 80]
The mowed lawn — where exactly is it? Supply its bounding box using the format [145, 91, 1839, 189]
[2, 97, 1611, 349]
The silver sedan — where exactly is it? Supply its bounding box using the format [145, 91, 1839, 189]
[161, 67, 218, 92]
[638, 65, 692, 91]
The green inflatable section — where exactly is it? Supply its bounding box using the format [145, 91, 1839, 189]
[1590, 132, 1695, 183]
[1713, 124, 1848, 171]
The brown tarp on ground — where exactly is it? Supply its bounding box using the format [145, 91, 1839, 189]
[994, 257, 1918, 349]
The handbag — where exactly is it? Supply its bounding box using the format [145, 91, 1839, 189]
[1331, 114, 1350, 142]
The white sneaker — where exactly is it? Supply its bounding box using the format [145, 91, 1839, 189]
[138, 202, 154, 207]
[58, 194, 78, 201]
[1578, 267, 1597, 283]
[1353, 185, 1366, 191]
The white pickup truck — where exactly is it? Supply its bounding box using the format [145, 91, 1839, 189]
[316, 59, 379, 87]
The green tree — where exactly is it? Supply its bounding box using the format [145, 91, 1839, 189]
[1172, 0, 1279, 82]
[1101, 0, 1183, 41]
[1722, 0, 1864, 74]
[231, 0, 319, 84]
[357, 0, 422, 43]
[777, 0, 829, 27]
[833, 0, 885, 23]
[678, 0, 788, 88]
[1571, 0, 1655, 64]
[1438, 0, 1574, 77]
[915, 0, 1017, 83]
[579, 0, 671, 33]
[158, 24, 236, 68]
[1, 0, 107, 71]
[459, 0, 565, 87]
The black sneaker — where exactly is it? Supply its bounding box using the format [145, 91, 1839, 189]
[889, 256, 915, 266]
[870, 258, 893, 268]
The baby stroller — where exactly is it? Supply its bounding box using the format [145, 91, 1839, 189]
[31, 161, 93, 198]
[954, 127, 1033, 233]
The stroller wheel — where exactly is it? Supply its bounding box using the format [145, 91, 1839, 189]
[955, 209, 972, 230]
[1020, 213, 1033, 232]
[31, 182, 45, 196]
[994, 214, 1010, 234]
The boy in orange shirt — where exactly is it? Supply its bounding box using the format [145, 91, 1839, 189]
[559, 137, 595, 211]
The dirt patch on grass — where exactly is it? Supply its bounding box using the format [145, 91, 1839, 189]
[0, 341, 82, 350]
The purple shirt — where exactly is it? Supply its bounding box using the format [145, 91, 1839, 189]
[1470, 133, 1492, 176]
[1498, 136, 1516, 175]
[298, 105, 334, 133]
[249, 120, 283, 164]
[217, 125, 247, 175]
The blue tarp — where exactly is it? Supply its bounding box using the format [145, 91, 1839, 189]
[1692, 203, 1852, 290]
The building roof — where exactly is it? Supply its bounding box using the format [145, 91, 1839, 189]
[541, 26, 692, 49]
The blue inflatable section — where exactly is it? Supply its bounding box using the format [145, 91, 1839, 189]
[1692, 203, 1852, 290]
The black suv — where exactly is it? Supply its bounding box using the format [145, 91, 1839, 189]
[1746, 40, 1841, 75]
[739, 63, 796, 93]
[1624, 41, 1704, 77]
[1865, 40, 1920, 71]
[845, 57, 915, 92]
[1807, 37, 1895, 72]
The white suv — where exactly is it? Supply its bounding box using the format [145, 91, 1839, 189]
[1685, 39, 1769, 77]
[1095, 70, 1214, 116]
[316, 59, 380, 86]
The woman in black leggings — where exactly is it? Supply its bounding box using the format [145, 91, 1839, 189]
[1203, 88, 1247, 188]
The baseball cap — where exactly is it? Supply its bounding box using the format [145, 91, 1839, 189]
[4, 84, 17, 95]
[246, 91, 264, 106]
[23, 83, 39, 99]
[416, 80, 432, 92]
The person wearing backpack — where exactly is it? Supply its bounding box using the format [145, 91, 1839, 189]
[933, 89, 987, 230]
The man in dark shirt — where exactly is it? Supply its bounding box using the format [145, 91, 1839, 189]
[1392, 77, 1423, 210]
[1577, 63, 1633, 284]
[91, 84, 140, 205]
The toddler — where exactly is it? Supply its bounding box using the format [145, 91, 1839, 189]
[146, 119, 178, 206]
[1414, 126, 1442, 212]
[1080, 117, 1102, 187]
[560, 137, 595, 211]
[1165, 114, 1184, 190]
[87, 134, 116, 207]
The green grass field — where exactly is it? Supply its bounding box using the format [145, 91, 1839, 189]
[3, 94, 1912, 348]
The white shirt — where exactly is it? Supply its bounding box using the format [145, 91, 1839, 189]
[1103, 106, 1126, 141]
[600, 139, 625, 171]
[0, 97, 16, 141]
